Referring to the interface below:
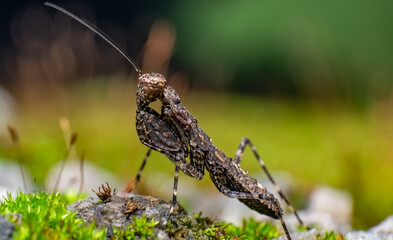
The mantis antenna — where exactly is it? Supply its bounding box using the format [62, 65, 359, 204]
[44, 2, 143, 76]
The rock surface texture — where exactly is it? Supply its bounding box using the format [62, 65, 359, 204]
[68, 193, 200, 239]
[345, 215, 393, 240]
[0, 215, 14, 240]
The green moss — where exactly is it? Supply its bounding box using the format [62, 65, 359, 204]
[224, 218, 280, 240]
[111, 216, 159, 239]
[0, 191, 106, 240]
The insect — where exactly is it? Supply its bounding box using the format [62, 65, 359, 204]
[44, 3, 306, 239]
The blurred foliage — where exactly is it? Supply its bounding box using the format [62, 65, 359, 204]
[171, 0, 393, 106]
[4, 0, 393, 106]
[1, 81, 392, 229]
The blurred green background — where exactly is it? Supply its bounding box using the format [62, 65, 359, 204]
[1, 0, 393, 230]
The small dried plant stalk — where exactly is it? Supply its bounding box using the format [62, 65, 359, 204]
[93, 182, 117, 202]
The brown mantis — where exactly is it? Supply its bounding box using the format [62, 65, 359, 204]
[44, 3, 307, 239]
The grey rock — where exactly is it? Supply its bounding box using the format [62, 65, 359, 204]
[344, 215, 393, 240]
[156, 230, 170, 240]
[0, 215, 14, 240]
[370, 215, 393, 234]
[308, 186, 352, 226]
[67, 193, 201, 239]
[346, 231, 393, 240]
[286, 186, 352, 233]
